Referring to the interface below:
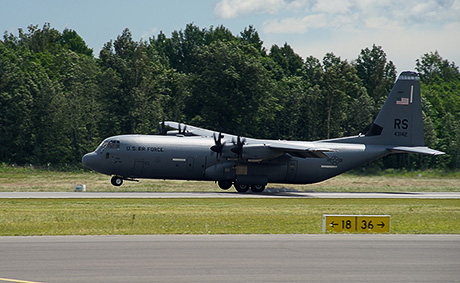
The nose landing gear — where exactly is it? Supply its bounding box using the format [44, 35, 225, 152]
[111, 176, 123, 186]
[110, 176, 139, 186]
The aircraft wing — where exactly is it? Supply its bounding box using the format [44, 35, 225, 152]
[268, 142, 336, 159]
[163, 121, 233, 137]
[163, 121, 334, 159]
[389, 146, 445, 156]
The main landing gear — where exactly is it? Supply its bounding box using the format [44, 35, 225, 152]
[234, 183, 250, 193]
[218, 181, 266, 193]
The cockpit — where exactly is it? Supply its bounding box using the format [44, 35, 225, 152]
[97, 139, 120, 152]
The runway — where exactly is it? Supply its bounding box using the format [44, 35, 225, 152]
[1, 191, 460, 199]
[1, 234, 459, 283]
[2, 192, 459, 282]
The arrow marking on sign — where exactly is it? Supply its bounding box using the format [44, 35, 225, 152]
[330, 221, 338, 227]
[377, 222, 385, 228]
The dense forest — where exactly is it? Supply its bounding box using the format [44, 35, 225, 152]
[1, 23, 459, 170]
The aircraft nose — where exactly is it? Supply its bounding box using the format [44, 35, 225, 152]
[82, 152, 100, 172]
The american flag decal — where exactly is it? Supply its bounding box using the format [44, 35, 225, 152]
[396, 97, 409, 105]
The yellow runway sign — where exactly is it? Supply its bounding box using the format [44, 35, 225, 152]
[323, 215, 390, 233]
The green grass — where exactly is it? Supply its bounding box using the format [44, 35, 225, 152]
[1, 198, 459, 235]
[1, 165, 459, 236]
[1, 165, 460, 192]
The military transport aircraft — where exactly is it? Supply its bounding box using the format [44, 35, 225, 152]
[82, 71, 444, 193]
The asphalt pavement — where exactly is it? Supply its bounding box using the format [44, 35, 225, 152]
[1, 234, 459, 283]
[1, 192, 459, 282]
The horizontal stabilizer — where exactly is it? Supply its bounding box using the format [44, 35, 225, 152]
[389, 146, 445, 156]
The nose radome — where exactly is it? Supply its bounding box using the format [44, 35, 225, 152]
[82, 152, 100, 172]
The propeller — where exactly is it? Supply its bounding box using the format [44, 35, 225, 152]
[178, 123, 187, 135]
[231, 135, 246, 158]
[210, 132, 225, 157]
[157, 119, 167, 135]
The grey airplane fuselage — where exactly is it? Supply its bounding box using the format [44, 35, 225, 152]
[82, 71, 444, 191]
[83, 134, 385, 185]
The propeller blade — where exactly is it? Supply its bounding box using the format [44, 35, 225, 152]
[210, 132, 225, 157]
[158, 119, 167, 135]
[177, 123, 188, 135]
[231, 135, 245, 157]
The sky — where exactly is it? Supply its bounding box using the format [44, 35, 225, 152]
[1, 0, 459, 73]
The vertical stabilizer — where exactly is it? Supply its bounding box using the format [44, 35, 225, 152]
[365, 71, 424, 146]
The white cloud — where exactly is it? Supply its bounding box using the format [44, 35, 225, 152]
[312, 0, 353, 14]
[263, 14, 327, 34]
[363, 16, 393, 29]
[359, 0, 460, 28]
[214, 0, 285, 19]
[263, 18, 308, 34]
[287, 23, 460, 72]
[215, 0, 460, 70]
[216, 0, 460, 32]
[263, 11, 362, 34]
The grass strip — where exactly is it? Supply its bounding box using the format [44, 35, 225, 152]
[1, 170, 460, 193]
[1, 198, 459, 235]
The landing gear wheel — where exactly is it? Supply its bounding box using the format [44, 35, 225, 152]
[111, 176, 123, 186]
[251, 184, 266, 193]
[234, 183, 250, 193]
[218, 180, 232, 190]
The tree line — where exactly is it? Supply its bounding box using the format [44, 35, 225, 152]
[1, 23, 459, 170]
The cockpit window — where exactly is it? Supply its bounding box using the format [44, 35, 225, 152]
[98, 139, 120, 151]
[99, 141, 109, 150]
[109, 140, 120, 149]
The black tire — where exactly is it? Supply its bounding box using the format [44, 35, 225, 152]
[111, 176, 123, 186]
[218, 180, 232, 190]
[234, 183, 249, 193]
[251, 184, 265, 193]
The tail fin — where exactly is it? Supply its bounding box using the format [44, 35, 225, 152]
[364, 71, 444, 155]
[329, 71, 444, 155]
[365, 71, 424, 146]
